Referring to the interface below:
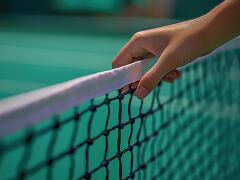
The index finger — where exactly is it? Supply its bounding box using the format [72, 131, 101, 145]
[112, 33, 152, 68]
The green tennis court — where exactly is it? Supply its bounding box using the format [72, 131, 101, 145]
[0, 16, 177, 98]
[0, 16, 240, 180]
[0, 16, 128, 99]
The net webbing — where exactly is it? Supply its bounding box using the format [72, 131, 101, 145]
[0, 48, 240, 180]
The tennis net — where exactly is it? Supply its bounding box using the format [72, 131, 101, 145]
[0, 38, 240, 180]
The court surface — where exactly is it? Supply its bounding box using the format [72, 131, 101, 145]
[0, 16, 179, 100]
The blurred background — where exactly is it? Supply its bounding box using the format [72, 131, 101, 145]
[2, 1, 240, 180]
[0, 0, 224, 99]
[0, 0, 222, 19]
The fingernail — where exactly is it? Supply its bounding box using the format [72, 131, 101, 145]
[134, 87, 149, 99]
[121, 86, 129, 93]
[173, 70, 180, 77]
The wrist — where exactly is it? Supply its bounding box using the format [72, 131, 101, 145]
[184, 16, 214, 56]
[196, 0, 240, 54]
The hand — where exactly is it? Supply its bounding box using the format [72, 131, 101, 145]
[113, 0, 240, 100]
[112, 18, 209, 99]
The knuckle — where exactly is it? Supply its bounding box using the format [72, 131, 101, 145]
[132, 31, 146, 41]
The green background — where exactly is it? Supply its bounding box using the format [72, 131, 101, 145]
[0, 16, 240, 180]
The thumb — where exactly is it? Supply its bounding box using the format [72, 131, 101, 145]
[134, 49, 177, 99]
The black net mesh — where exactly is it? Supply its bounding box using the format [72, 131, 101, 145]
[0, 49, 240, 180]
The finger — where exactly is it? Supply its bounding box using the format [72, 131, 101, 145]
[131, 81, 139, 90]
[164, 70, 180, 79]
[162, 70, 181, 83]
[162, 78, 174, 83]
[134, 48, 177, 99]
[112, 33, 153, 69]
[121, 81, 139, 94]
[121, 86, 129, 94]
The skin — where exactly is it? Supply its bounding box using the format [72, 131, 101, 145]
[112, 0, 240, 99]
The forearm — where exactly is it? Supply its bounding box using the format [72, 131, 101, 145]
[200, 0, 240, 50]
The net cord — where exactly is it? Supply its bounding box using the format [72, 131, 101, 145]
[0, 37, 239, 137]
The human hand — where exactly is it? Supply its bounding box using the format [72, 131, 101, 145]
[112, 18, 209, 99]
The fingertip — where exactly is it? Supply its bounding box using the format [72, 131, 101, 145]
[112, 56, 130, 69]
[131, 82, 139, 90]
[163, 70, 181, 83]
[134, 70, 158, 99]
[121, 86, 129, 94]
[112, 60, 120, 69]
[173, 70, 181, 78]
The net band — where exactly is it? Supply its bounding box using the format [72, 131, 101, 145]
[0, 37, 239, 137]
